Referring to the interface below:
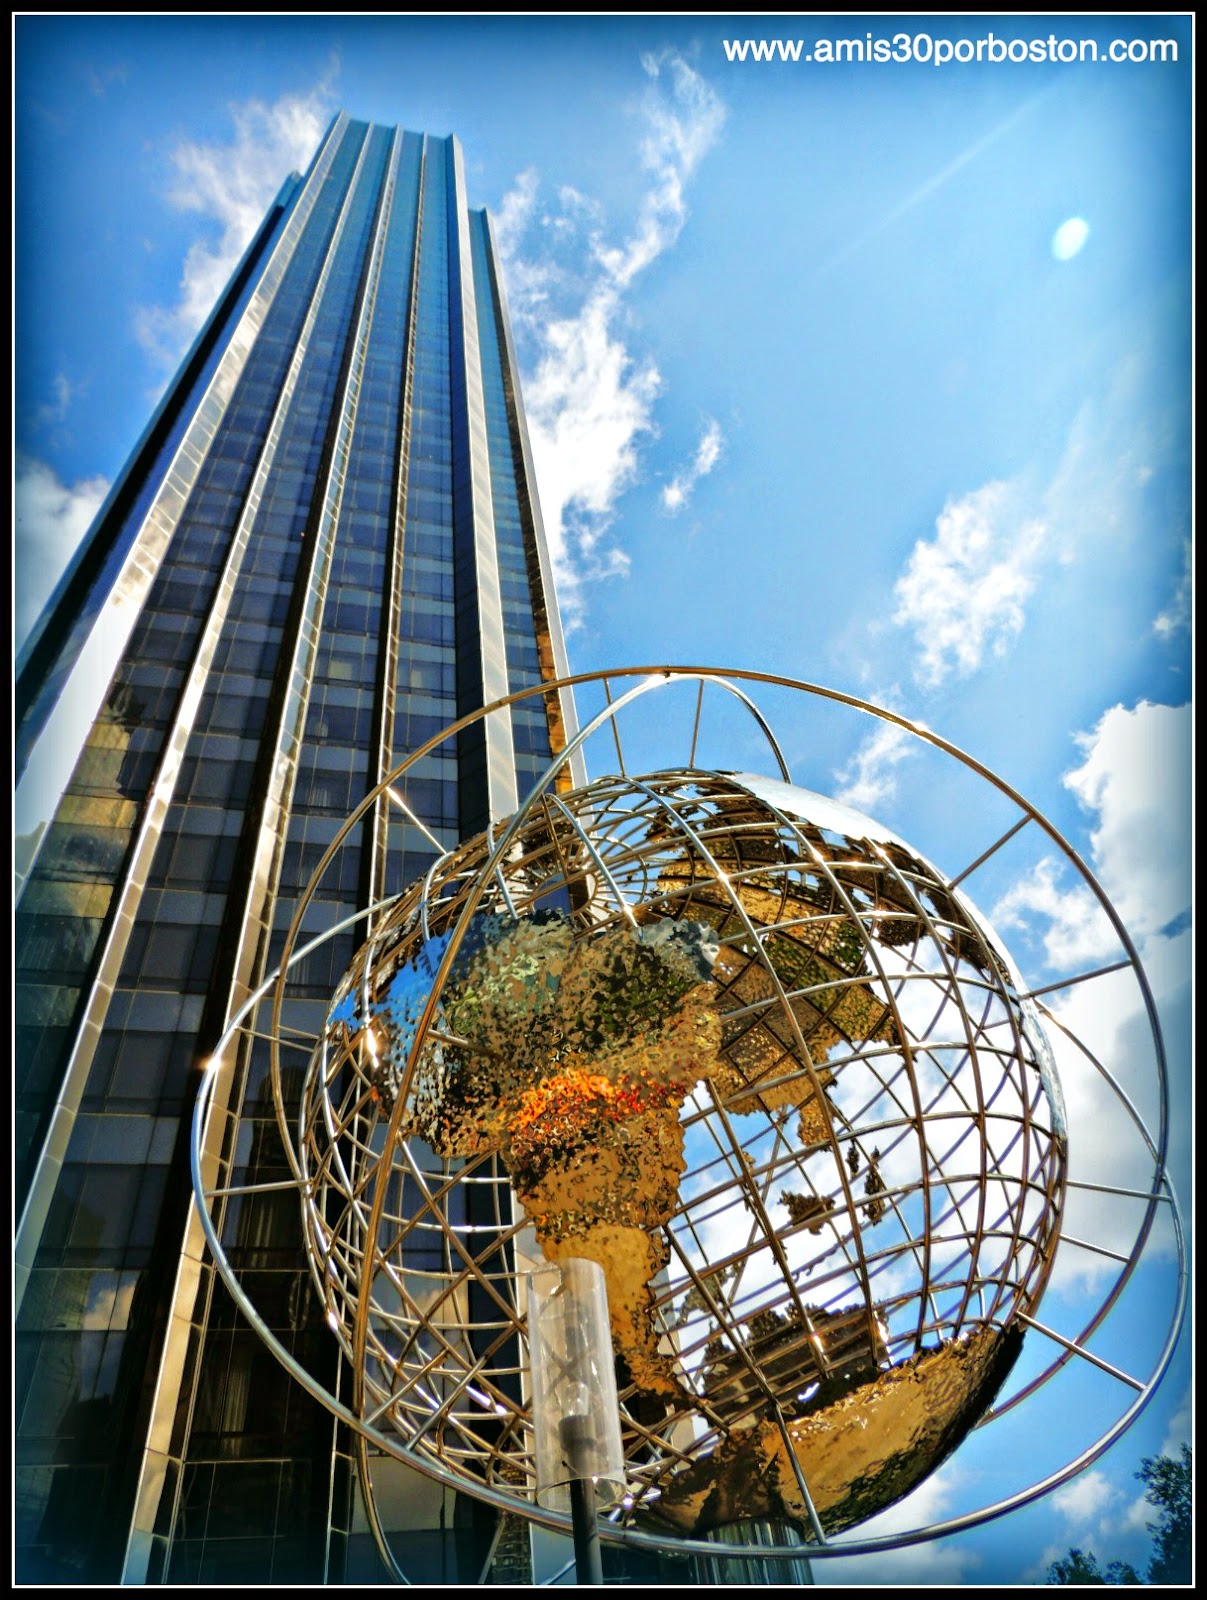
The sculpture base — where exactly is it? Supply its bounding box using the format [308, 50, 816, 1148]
[691, 1520, 813, 1586]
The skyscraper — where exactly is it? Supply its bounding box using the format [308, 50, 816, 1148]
[15, 113, 583, 1584]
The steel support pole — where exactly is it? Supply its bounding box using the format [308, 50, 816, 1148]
[569, 1474, 604, 1586]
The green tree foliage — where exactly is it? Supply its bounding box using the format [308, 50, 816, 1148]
[1044, 1447, 1191, 1586]
[1138, 1443, 1191, 1583]
[1045, 1548, 1139, 1585]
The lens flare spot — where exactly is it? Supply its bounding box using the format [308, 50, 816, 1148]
[1052, 217, 1090, 261]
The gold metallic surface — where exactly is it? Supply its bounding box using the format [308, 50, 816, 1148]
[652, 1326, 1021, 1537]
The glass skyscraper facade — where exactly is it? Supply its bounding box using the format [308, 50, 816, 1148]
[15, 114, 583, 1585]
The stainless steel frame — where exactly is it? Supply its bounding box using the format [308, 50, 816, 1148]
[189, 667, 1186, 1578]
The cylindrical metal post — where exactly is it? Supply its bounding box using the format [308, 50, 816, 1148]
[529, 1259, 625, 1585]
[568, 1473, 604, 1586]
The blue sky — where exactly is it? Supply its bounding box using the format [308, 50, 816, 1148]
[15, 14, 1191, 1584]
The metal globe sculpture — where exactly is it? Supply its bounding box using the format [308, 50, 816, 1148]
[192, 669, 1183, 1577]
[304, 767, 1063, 1537]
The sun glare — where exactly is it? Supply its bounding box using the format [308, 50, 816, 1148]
[1052, 216, 1090, 261]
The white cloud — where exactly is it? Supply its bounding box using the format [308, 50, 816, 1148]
[1153, 540, 1191, 639]
[662, 418, 724, 513]
[991, 856, 1115, 969]
[832, 719, 915, 814]
[886, 349, 1184, 693]
[1047, 1464, 1157, 1557]
[597, 49, 727, 289]
[521, 290, 658, 606]
[36, 372, 78, 427]
[135, 84, 332, 370]
[1161, 1386, 1191, 1456]
[1052, 1467, 1119, 1527]
[490, 166, 540, 261]
[497, 52, 725, 623]
[892, 480, 1045, 687]
[1063, 700, 1191, 946]
[1122, 1493, 1153, 1535]
[1043, 924, 1187, 1291]
[993, 701, 1191, 968]
[990, 700, 1190, 1289]
[14, 455, 110, 653]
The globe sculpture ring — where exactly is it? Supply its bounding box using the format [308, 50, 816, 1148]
[191, 669, 1184, 1575]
